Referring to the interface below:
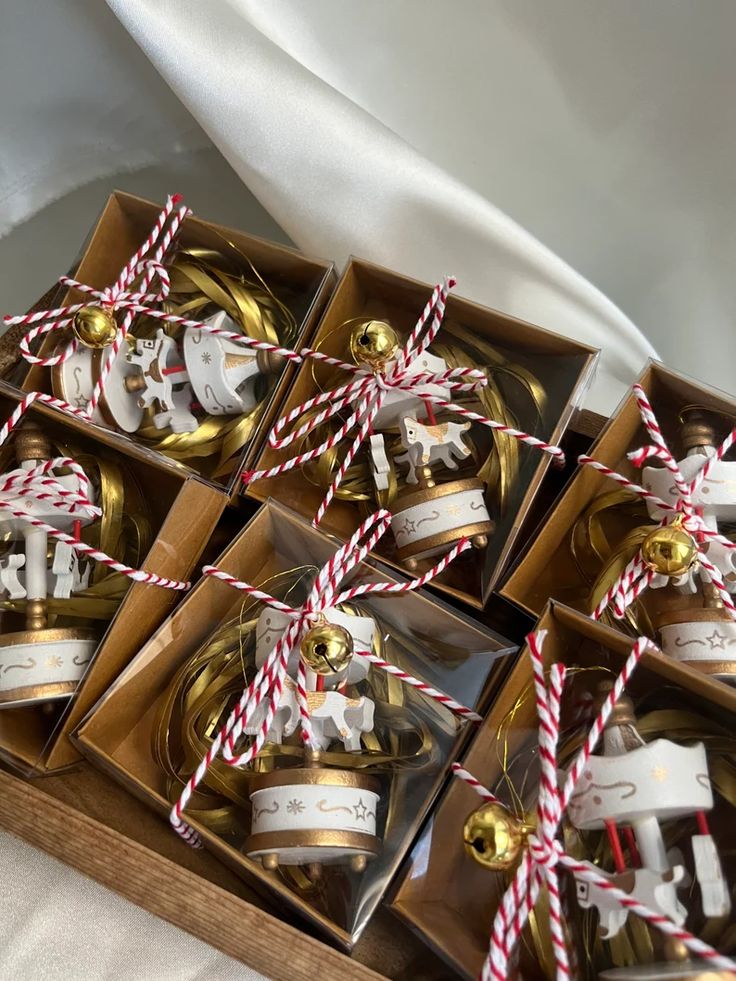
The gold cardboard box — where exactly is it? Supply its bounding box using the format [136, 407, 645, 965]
[246, 257, 598, 608]
[390, 601, 736, 979]
[0, 379, 227, 774]
[5, 192, 336, 494]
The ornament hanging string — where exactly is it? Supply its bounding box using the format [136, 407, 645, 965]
[453, 630, 736, 981]
[170, 508, 480, 846]
[578, 384, 736, 620]
[242, 278, 566, 527]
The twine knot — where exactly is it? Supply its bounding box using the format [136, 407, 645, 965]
[528, 833, 562, 871]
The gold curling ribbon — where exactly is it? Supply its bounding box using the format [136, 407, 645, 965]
[134, 244, 297, 481]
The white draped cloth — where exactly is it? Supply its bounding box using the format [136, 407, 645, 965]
[2, 1, 736, 978]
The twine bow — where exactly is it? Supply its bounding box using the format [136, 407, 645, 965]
[454, 629, 736, 980]
[243, 278, 565, 527]
[580, 384, 736, 620]
[170, 508, 480, 846]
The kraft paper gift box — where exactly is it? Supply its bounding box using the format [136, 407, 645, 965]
[245, 258, 598, 609]
[390, 601, 736, 980]
[0, 379, 227, 775]
[1, 191, 335, 494]
[501, 362, 736, 660]
[74, 500, 516, 950]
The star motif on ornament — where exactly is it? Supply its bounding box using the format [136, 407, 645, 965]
[706, 629, 727, 650]
[201, 352, 212, 365]
[401, 518, 416, 535]
[353, 798, 367, 822]
[286, 798, 305, 815]
[45, 655, 63, 669]
[73, 395, 89, 409]
[651, 766, 668, 782]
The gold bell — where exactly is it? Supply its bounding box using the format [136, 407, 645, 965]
[463, 802, 531, 871]
[300, 621, 354, 676]
[641, 522, 698, 578]
[349, 320, 399, 368]
[72, 305, 118, 349]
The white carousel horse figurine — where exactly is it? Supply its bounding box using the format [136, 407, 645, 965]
[396, 415, 472, 483]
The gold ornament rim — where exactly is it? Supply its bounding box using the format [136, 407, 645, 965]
[0, 680, 78, 706]
[677, 659, 736, 677]
[0, 627, 98, 647]
[394, 476, 488, 512]
[245, 829, 381, 856]
[250, 766, 381, 794]
[396, 521, 495, 562]
[653, 607, 736, 632]
[91, 341, 142, 430]
[599, 965, 735, 981]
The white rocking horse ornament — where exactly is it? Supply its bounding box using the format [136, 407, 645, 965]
[396, 415, 472, 483]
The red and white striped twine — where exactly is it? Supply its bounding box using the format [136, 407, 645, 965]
[0, 403, 189, 590]
[453, 630, 736, 981]
[580, 383, 736, 622]
[170, 509, 478, 843]
[356, 650, 482, 721]
[2, 194, 305, 594]
[4, 193, 304, 432]
[242, 277, 565, 527]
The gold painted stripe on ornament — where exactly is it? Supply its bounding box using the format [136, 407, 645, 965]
[394, 476, 487, 511]
[244, 829, 380, 855]
[396, 521, 495, 561]
[0, 681, 77, 705]
[251, 767, 380, 794]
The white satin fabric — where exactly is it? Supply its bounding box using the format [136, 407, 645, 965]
[0, 830, 260, 980]
[105, 0, 664, 414]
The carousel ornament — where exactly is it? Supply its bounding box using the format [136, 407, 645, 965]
[4, 195, 298, 446]
[569, 681, 730, 980]
[245, 603, 379, 877]
[345, 310, 495, 565]
[452, 631, 735, 981]
[170, 510, 481, 877]
[54, 294, 289, 438]
[0, 422, 98, 707]
[244, 279, 565, 560]
[583, 389, 736, 682]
